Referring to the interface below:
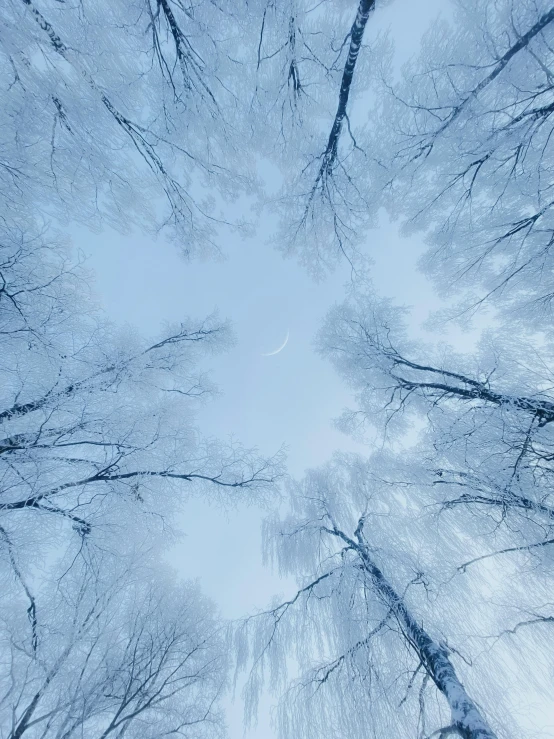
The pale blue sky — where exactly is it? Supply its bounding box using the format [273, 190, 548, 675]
[80, 209, 446, 739]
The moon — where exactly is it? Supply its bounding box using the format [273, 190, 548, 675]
[261, 330, 289, 357]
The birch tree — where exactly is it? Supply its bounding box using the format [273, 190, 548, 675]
[0, 0, 256, 253]
[0, 558, 227, 739]
[318, 292, 554, 586]
[253, 0, 554, 306]
[250, 0, 382, 272]
[1, 0, 387, 266]
[236, 456, 514, 739]
[238, 3, 554, 732]
[366, 0, 554, 321]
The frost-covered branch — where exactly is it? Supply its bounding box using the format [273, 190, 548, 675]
[458, 536, 554, 573]
[320, 296, 554, 532]
[324, 522, 496, 739]
[365, 1, 554, 317]
[0, 561, 227, 739]
[238, 458, 501, 739]
[2, 0, 251, 250]
[0, 228, 282, 583]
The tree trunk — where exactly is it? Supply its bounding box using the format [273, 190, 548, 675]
[331, 526, 497, 739]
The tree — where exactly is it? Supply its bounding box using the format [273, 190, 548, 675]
[315, 290, 554, 709]
[0, 0, 257, 253]
[250, 0, 382, 273]
[0, 0, 388, 268]
[237, 455, 507, 739]
[249, 3, 554, 734]
[365, 0, 554, 322]
[0, 555, 227, 739]
[319, 292, 554, 553]
[251, 0, 554, 305]
[0, 221, 281, 583]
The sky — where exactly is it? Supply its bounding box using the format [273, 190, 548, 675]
[81, 210, 446, 593]
[81, 211, 450, 739]
[78, 1, 457, 737]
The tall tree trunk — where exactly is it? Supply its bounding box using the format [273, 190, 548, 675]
[322, 0, 375, 168]
[329, 524, 497, 739]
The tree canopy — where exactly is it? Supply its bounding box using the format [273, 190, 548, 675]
[3, 1, 554, 738]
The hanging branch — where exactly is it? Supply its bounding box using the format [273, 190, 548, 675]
[325, 518, 497, 739]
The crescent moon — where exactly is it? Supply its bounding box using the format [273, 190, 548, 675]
[261, 330, 289, 357]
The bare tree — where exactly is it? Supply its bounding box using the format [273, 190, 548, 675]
[0, 556, 227, 739]
[249, 0, 384, 273]
[318, 292, 554, 580]
[1, 0, 255, 253]
[1, 0, 386, 268]
[366, 0, 554, 321]
[252, 0, 554, 303]
[236, 456, 505, 739]
[284, 0, 376, 265]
